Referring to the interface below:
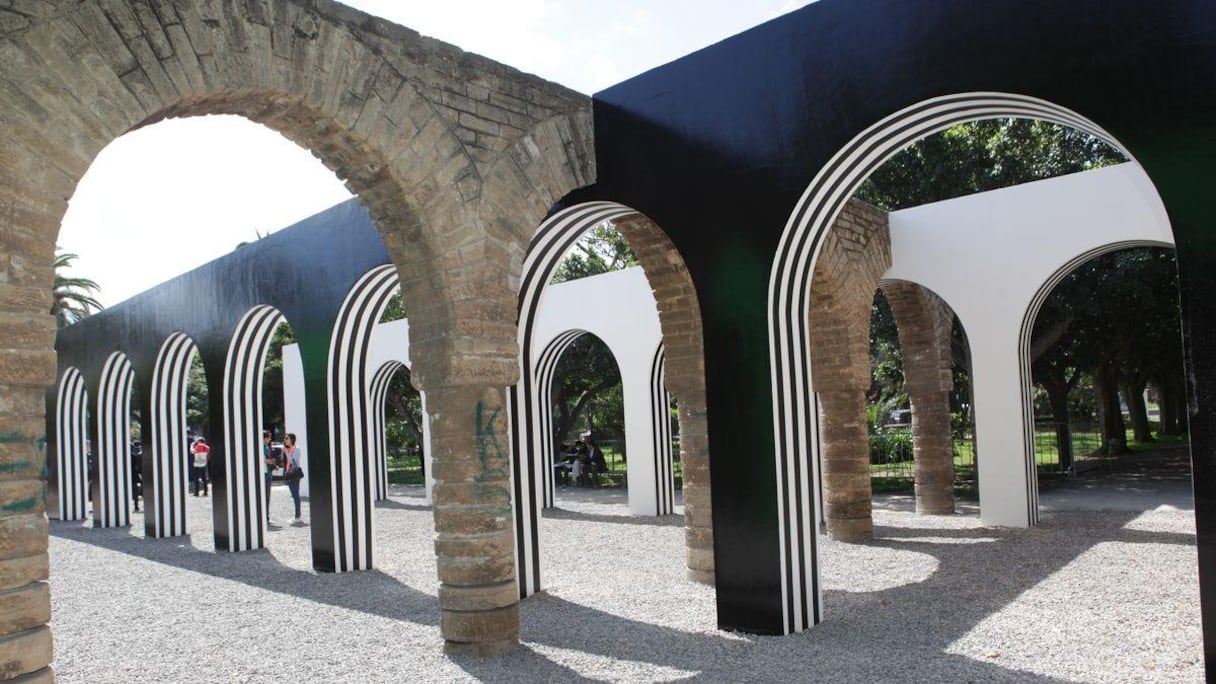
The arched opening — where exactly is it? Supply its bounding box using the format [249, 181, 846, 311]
[1026, 245, 1182, 503]
[866, 282, 975, 516]
[513, 201, 711, 599]
[770, 93, 1173, 634]
[541, 330, 623, 494]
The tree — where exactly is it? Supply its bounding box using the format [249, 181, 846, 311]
[1031, 248, 1183, 454]
[551, 223, 639, 284]
[260, 321, 296, 434]
[550, 333, 623, 447]
[52, 251, 103, 327]
[857, 118, 1126, 211]
[186, 354, 210, 437]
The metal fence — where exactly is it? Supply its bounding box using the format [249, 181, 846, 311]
[868, 424, 978, 489]
[1032, 420, 1104, 473]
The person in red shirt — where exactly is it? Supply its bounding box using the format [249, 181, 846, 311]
[191, 437, 211, 496]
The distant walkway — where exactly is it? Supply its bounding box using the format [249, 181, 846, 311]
[1039, 444, 1194, 513]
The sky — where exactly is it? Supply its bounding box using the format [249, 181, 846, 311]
[57, 0, 810, 307]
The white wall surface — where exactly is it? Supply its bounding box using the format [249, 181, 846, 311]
[884, 163, 1173, 525]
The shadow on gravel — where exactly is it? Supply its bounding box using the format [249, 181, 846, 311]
[496, 593, 1070, 682]
[49, 521, 441, 627]
[541, 507, 686, 527]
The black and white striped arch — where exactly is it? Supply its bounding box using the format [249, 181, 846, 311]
[511, 201, 638, 598]
[327, 264, 400, 572]
[54, 367, 88, 522]
[369, 360, 405, 502]
[96, 352, 135, 528]
[222, 305, 284, 551]
[767, 93, 1127, 635]
[148, 332, 198, 538]
[650, 345, 675, 516]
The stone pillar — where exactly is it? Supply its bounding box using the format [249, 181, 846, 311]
[0, 348, 57, 682]
[884, 282, 956, 515]
[818, 389, 873, 540]
[807, 199, 891, 542]
[677, 388, 713, 583]
[427, 384, 519, 656]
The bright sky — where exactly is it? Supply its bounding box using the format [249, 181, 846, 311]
[57, 1, 809, 307]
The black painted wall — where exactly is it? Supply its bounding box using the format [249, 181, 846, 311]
[578, 0, 1216, 651]
[52, 199, 392, 569]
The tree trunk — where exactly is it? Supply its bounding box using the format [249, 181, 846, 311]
[1093, 363, 1128, 454]
[1158, 374, 1188, 436]
[1038, 368, 1075, 470]
[1121, 375, 1154, 443]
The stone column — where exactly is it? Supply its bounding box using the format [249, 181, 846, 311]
[807, 199, 891, 542]
[884, 282, 956, 515]
[818, 389, 873, 540]
[0, 330, 57, 681]
[427, 384, 519, 656]
[911, 390, 955, 514]
[676, 388, 713, 583]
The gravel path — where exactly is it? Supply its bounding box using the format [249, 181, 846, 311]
[49, 456, 1202, 682]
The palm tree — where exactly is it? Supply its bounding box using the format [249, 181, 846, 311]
[52, 251, 103, 328]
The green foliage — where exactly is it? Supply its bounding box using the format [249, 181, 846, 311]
[186, 353, 209, 435]
[52, 251, 103, 328]
[551, 333, 623, 444]
[550, 223, 639, 283]
[383, 365, 424, 453]
[379, 289, 406, 323]
[868, 428, 913, 464]
[260, 321, 296, 433]
[856, 118, 1126, 211]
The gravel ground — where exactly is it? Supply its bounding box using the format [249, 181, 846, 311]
[49, 456, 1202, 682]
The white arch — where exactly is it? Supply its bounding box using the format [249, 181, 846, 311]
[530, 268, 669, 516]
[149, 332, 198, 538]
[96, 351, 135, 528]
[768, 92, 1143, 635]
[511, 201, 641, 598]
[885, 163, 1173, 524]
[53, 367, 88, 521]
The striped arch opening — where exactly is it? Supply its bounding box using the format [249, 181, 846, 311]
[327, 264, 401, 572]
[96, 352, 135, 529]
[650, 345, 675, 516]
[55, 368, 88, 522]
[149, 332, 199, 538]
[767, 93, 1130, 635]
[369, 360, 406, 502]
[512, 201, 638, 599]
[223, 305, 286, 552]
[1016, 239, 1174, 525]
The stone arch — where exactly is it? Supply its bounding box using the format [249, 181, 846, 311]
[0, 3, 595, 659]
[53, 367, 89, 522]
[220, 305, 286, 552]
[511, 201, 711, 598]
[879, 280, 966, 517]
[326, 264, 400, 571]
[95, 351, 136, 529]
[1017, 239, 1174, 520]
[148, 332, 199, 539]
[768, 92, 1133, 635]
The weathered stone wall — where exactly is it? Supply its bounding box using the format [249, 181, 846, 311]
[615, 214, 713, 582]
[807, 199, 891, 542]
[883, 281, 956, 515]
[0, 0, 596, 665]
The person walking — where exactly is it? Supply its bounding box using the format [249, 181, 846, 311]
[191, 438, 210, 496]
[282, 433, 305, 522]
